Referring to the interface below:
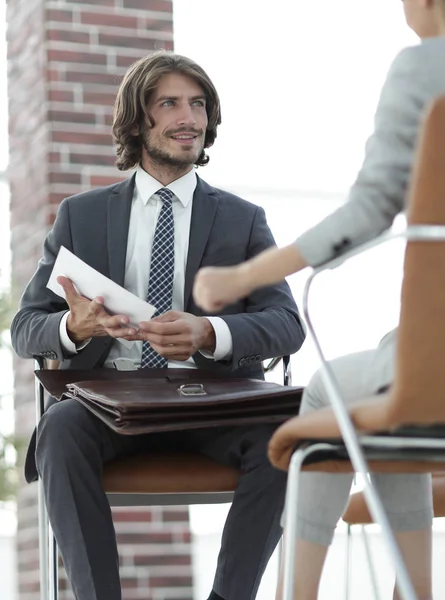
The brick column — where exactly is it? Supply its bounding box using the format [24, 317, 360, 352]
[7, 1, 193, 599]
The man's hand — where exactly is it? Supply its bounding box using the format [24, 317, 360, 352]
[137, 310, 216, 361]
[193, 265, 253, 312]
[58, 276, 138, 344]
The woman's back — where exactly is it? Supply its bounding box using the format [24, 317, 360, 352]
[295, 37, 445, 267]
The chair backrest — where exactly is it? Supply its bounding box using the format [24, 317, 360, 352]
[388, 95, 445, 426]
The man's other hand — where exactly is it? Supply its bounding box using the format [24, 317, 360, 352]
[137, 310, 216, 361]
[57, 276, 137, 343]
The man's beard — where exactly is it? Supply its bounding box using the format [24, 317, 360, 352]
[142, 128, 204, 170]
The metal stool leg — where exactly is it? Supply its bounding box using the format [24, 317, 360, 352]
[38, 479, 49, 600]
[361, 525, 381, 600]
[49, 524, 59, 600]
[344, 524, 352, 600]
[36, 368, 50, 600]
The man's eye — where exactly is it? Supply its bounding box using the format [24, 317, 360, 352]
[192, 100, 205, 107]
[162, 100, 174, 107]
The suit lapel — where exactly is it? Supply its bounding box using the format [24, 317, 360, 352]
[184, 177, 219, 309]
[107, 175, 135, 285]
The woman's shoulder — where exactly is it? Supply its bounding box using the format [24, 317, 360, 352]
[390, 37, 445, 75]
[379, 37, 445, 110]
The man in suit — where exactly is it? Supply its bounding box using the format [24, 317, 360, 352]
[11, 52, 305, 600]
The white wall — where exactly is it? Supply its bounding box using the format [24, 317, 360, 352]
[0, 533, 17, 600]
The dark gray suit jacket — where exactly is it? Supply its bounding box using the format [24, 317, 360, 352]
[11, 174, 305, 481]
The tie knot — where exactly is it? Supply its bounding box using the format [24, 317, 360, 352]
[156, 187, 174, 204]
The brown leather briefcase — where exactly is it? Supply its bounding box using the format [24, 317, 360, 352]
[35, 369, 303, 435]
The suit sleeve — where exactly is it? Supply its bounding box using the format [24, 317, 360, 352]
[10, 199, 73, 360]
[295, 44, 435, 266]
[220, 206, 306, 370]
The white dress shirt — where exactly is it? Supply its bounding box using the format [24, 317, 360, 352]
[59, 166, 233, 368]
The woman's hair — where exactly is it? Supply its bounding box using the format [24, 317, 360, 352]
[112, 51, 222, 171]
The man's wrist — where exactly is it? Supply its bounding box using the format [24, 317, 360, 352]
[66, 314, 87, 344]
[199, 317, 216, 353]
[60, 311, 92, 355]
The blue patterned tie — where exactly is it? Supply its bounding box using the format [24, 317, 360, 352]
[140, 188, 175, 368]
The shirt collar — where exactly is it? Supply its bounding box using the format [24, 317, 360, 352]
[135, 166, 197, 208]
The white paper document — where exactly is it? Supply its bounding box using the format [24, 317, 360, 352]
[47, 246, 157, 329]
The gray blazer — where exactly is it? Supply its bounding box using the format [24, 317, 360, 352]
[12, 175, 305, 482]
[296, 36, 445, 266]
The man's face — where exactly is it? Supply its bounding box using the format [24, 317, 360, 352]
[142, 72, 208, 169]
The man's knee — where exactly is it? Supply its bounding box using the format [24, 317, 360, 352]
[241, 425, 286, 474]
[35, 399, 98, 470]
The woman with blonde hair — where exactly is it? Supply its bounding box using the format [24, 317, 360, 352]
[194, 1, 445, 598]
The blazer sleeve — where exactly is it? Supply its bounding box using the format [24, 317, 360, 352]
[220, 206, 306, 369]
[295, 43, 442, 266]
[10, 199, 73, 360]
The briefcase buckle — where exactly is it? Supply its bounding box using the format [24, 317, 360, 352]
[177, 383, 207, 396]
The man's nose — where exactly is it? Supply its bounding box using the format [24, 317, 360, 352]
[176, 103, 196, 127]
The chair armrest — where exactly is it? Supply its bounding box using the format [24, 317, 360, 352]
[264, 355, 292, 386]
[34, 357, 60, 423]
[303, 224, 445, 368]
[300, 224, 445, 473]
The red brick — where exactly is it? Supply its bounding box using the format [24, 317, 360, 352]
[142, 18, 173, 33]
[180, 531, 192, 543]
[134, 554, 191, 567]
[69, 152, 116, 167]
[47, 68, 62, 82]
[52, 130, 112, 146]
[48, 151, 62, 164]
[48, 172, 83, 185]
[123, 0, 172, 11]
[115, 53, 152, 69]
[80, 11, 138, 29]
[48, 49, 107, 65]
[47, 29, 91, 45]
[82, 90, 117, 106]
[46, 9, 74, 23]
[163, 510, 190, 523]
[99, 33, 157, 50]
[89, 175, 126, 187]
[121, 577, 139, 589]
[150, 576, 194, 587]
[112, 509, 153, 522]
[48, 89, 75, 103]
[48, 109, 97, 124]
[118, 531, 175, 545]
[65, 0, 116, 5]
[65, 70, 122, 86]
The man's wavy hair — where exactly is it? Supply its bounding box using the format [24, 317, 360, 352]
[112, 51, 222, 171]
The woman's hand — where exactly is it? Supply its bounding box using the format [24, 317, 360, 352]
[193, 265, 253, 312]
[268, 416, 302, 471]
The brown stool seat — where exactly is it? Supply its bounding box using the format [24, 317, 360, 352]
[103, 451, 240, 495]
[343, 474, 445, 525]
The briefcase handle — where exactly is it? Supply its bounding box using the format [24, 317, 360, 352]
[177, 383, 207, 396]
